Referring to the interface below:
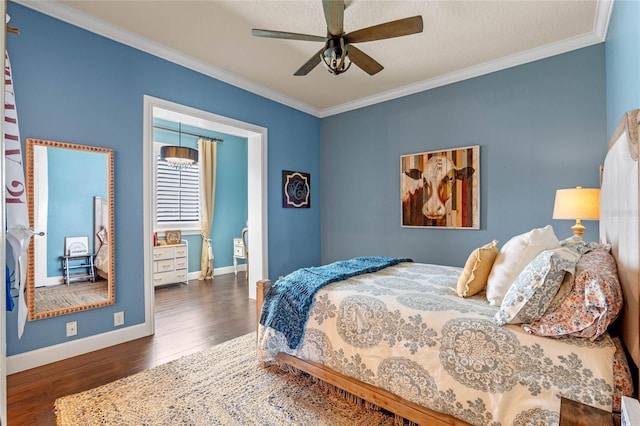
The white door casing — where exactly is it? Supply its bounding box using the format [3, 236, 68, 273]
[143, 95, 268, 335]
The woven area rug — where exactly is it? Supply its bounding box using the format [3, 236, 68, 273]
[54, 333, 396, 425]
[34, 281, 109, 314]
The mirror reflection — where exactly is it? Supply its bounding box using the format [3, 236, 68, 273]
[26, 139, 115, 320]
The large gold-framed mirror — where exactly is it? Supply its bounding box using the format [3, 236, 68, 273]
[25, 139, 115, 320]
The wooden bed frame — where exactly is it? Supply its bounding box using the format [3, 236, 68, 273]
[255, 109, 640, 425]
[256, 279, 473, 425]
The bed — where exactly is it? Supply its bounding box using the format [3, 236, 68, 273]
[93, 196, 110, 280]
[256, 109, 640, 425]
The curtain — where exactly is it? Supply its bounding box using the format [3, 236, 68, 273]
[198, 139, 217, 280]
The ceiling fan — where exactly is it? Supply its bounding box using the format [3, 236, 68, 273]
[251, 0, 423, 76]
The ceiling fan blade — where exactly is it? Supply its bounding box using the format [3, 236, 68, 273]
[345, 16, 423, 44]
[347, 45, 383, 75]
[322, 0, 344, 36]
[294, 48, 324, 76]
[252, 29, 326, 43]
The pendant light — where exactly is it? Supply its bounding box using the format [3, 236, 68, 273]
[160, 122, 198, 168]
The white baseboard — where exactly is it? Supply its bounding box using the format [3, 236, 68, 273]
[215, 264, 247, 277]
[188, 265, 247, 280]
[8, 264, 248, 374]
[35, 275, 65, 287]
[6, 322, 152, 374]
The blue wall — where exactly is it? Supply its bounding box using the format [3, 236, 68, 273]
[152, 119, 248, 271]
[605, 0, 640, 135]
[6, 2, 320, 355]
[321, 45, 606, 267]
[47, 147, 107, 276]
[6, 0, 617, 359]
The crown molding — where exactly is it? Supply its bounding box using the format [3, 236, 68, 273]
[321, 0, 613, 118]
[12, 0, 613, 119]
[593, 0, 614, 41]
[12, 0, 322, 117]
[319, 31, 605, 118]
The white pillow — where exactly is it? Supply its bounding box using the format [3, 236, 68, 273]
[486, 225, 560, 306]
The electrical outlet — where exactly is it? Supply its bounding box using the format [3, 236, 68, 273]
[66, 321, 77, 337]
[114, 311, 124, 326]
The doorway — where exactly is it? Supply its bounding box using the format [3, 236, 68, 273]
[143, 96, 268, 334]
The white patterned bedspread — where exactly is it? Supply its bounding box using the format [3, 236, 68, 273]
[258, 262, 616, 426]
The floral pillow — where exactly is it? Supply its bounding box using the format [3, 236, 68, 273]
[545, 273, 573, 313]
[95, 244, 109, 272]
[97, 227, 108, 245]
[494, 246, 581, 325]
[523, 246, 622, 340]
[612, 337, 634, 412]
[559, 235, 599, 255]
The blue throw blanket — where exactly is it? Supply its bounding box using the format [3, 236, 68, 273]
[259, 256, 412, 349]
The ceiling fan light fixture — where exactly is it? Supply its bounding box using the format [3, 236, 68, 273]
[321, 37, 351, 75]
[251, 2, 423, 77]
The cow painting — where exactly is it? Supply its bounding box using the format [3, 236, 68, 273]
[401, 146, 479, 228]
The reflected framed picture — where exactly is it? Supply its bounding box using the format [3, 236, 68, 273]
[282, 170, 310, 208]
[165, 230, 182, 245]
[65, 236, 90, 256]
[401, 145, 480, 229]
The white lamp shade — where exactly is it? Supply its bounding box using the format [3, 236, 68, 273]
[552, 187, 600, 220]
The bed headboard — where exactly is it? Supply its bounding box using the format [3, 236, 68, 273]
[600, 109, 640, 373]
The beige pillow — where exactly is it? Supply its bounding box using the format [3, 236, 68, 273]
[486, 225, 560, 306]
[456, 240, 499, 297]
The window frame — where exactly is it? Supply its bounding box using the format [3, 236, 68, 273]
[153, 143, 201, 235]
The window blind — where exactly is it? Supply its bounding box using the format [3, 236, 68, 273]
[156, 158, 200, 223]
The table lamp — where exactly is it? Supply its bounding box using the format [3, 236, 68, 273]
[552, 186, 600, 239]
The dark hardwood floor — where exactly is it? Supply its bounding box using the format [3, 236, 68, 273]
[7, 273, 256, 426]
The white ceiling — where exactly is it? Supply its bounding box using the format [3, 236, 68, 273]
[15, 0, 611, 117]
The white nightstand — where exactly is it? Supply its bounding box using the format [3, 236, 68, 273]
[233, 238, 246, 276]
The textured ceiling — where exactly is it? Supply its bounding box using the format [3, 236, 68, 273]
[17, 0, 609, 117]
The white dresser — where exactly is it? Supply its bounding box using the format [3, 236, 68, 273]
[153, 242, 188, 287]
[233, 238, 246, 276]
